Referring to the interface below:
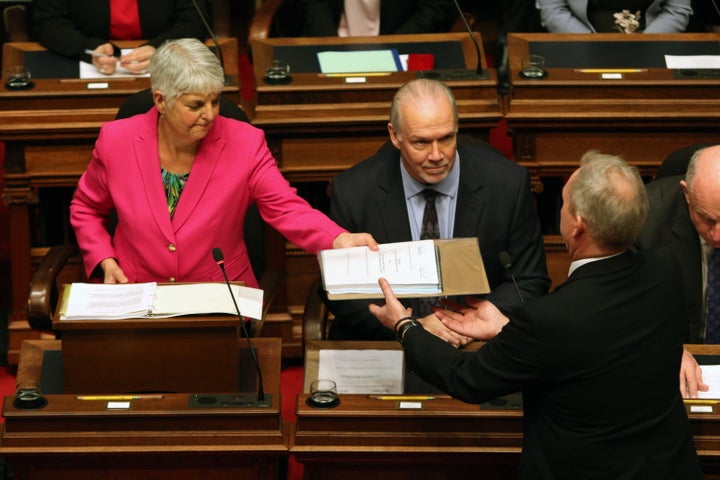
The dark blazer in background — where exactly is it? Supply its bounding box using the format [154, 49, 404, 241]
[326, 139, 550, 340]
[34, 0, 209, 59]
[403, 249, 701, 479]
[636, 175, 703, 343]
[301, 0, 457, 36]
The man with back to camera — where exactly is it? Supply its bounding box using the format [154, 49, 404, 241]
[370, 152, 702, 479]
[637, 144, 720, 398]
[324, 78, 550, 344]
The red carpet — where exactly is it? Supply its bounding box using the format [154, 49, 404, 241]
[0, 367, 17, 423]
[281, 365, 305, 479]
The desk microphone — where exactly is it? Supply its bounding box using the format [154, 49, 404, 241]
[190, 0, 231, 86]
[419, 1, 486, 81]
[499, 251, 525, 304]
[212, 247, 266, 404]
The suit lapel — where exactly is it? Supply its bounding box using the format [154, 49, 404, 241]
[376, 154, 412, 241]
[134, 110, 176, 242]
[453, 151, 486, 237]
[170, 122, 225, 231]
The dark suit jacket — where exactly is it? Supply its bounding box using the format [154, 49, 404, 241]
[34, 0, 209, 60]
[636, 175, 703, 343]
[403, 249, 701, 479]
[327, 140, 550, 340]
[301, 0, 457, 36]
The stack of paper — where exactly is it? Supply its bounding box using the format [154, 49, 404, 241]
[319, 239, 441, 296]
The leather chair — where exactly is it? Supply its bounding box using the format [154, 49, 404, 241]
[27, 89, 284, 337]
[2, 2, 32, 42]
[655, 143, 713, 180]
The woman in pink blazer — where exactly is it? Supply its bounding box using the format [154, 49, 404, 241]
[71, 38, 376, 287]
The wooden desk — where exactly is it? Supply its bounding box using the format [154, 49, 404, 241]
[0, 338, 286, 480]
[0, 39, 240, 365]
[292, 341, 720, 479]
[55, 314, 243, 394]
[506, 33, 720, 233]
[246, 33, 502, 342]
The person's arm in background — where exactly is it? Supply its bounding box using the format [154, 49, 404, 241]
[119, 0, 210, 74]
[643, 0, 693, 33]
[536, 0, 594, 32]
[301, 0, 342, 36]
[34, 0, 110, 59]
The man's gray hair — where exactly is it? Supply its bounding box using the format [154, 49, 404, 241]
[568, 151, 648, 250]
[389, 78, 458, 134]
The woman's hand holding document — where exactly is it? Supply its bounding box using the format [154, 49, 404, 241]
[319, 239, 441, 297]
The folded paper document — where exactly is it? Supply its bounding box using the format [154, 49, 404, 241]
[317, 49, 403, 74]
[319, 238, 490, 300]
[59, 282, 263, 320]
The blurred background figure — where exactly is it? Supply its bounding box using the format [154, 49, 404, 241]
[536, 0, 693, 33]
[300, 0, 457, 36]
[33, 0, 210, 75]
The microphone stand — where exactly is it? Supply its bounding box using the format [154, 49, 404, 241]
[418, 1, 487, 81]
[210, 248, 269, 407]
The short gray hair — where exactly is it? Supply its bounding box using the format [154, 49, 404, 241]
[389, 78, 458, 134]
[685, 147, 708, 190]
[150, 38, 225, 106]
[568, 151, 648, 250]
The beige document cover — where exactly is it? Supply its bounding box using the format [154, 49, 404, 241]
[321, 237, 490, 300]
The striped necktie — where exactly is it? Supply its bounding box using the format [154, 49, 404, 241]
[418, 189, 440, 317]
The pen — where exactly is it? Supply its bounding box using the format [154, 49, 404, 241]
[84, 49, 115, 58]
[574, 69, 647, 73]
[75, 394, 164, 401]
[368, 395, 435, 400]
[320, 72, 393, 78]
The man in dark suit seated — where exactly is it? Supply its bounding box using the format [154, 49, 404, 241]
[370, 151, 702, 479]
[325, 78, 550, 343]
[636, 144, 720, 398]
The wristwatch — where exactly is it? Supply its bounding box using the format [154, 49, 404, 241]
[396, 318, 421, 345]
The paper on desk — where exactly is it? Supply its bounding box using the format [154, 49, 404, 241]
[152, 283, 263, 320]
[318, 349, 404, 394]
[60, 282, 264, 320]
[699, 364, 720, 399]
[665, 55, 720, 69]
[80, 49, 151, 79]
[317, 49, 402, 74]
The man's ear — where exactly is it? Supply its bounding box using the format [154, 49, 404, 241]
[680, 179, 690, 204]
[572, 215, 586, 239]
[388, 123, 401, 149]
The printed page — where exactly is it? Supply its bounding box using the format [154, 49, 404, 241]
[318, 349, 404, 394]
[320, 239, 440, 295]
[665, 55, 720, 69]
[61, 282, 157, 320]
[152, 283, 264, 320]
[699, 364, 720, 399]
